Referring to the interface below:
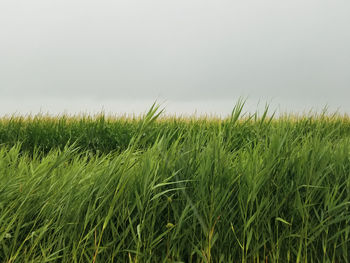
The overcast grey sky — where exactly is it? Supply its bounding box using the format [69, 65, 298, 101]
[1, 0, 349, 115]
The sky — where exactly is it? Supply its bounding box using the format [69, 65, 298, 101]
[1, 0, 349, 116]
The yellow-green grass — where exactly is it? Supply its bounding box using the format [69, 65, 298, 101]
[0, 103, 349, 262]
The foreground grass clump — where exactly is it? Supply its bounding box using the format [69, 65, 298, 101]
[0, 104, 350, 262]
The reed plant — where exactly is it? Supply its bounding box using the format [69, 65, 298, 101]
[0, 103, 349, 262]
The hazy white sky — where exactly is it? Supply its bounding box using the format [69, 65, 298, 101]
[1, 0, 349, 115]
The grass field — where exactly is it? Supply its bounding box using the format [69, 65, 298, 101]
[0, 103, 350, 262]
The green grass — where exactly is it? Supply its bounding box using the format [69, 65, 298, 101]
[0, 103, 349, 262]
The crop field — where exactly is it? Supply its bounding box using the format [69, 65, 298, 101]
[0, 103, 350, 262]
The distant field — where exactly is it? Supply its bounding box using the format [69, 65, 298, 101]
[0, 103, 349, 262]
